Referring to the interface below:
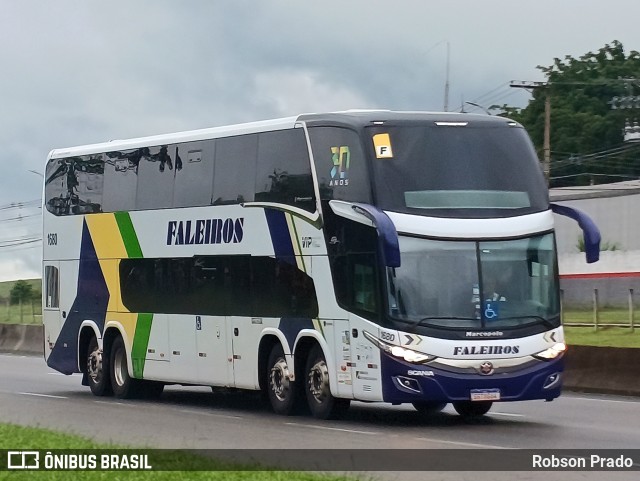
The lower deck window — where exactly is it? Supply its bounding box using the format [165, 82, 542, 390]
[120, 255, 318, 318]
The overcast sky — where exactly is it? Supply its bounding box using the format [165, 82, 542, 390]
[2, 0, 640, 281]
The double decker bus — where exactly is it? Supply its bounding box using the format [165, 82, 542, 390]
[42, 111, 599, 419]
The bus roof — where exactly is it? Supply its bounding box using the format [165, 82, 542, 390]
[48, 110, 519, 159]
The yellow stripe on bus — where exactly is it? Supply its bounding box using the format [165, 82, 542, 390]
[85, 214, 129, 313]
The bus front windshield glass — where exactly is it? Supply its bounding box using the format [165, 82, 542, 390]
[386, 233, 559, 330]
[367, 124, 548, 218]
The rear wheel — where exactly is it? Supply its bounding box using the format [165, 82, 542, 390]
[305, 345, 350, 420]
[452, 401, 492, 418]
[86, 335, 111, 396]
[110, 336, 142, 399]
[412, 401, 447, 415]
[266, 344, 298, 415]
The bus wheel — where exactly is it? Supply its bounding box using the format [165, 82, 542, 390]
[452, 401, 492, 418]
[267, 344, 297, 415]
[110, 336, 140, 399]
[305, 345, 350, 420]
[87, 335, 112, 396]
[412, 401, 447, 415]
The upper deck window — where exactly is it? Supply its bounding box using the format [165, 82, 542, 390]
[366, 123, 548, 218]
[308, 127, 372, 204]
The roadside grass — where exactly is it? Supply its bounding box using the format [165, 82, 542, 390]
[0, 423, 353, 481]
[0, 279, 41, 325]
[564, 326, 640, 348]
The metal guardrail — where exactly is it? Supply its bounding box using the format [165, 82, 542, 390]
[562, 288, 636, 332]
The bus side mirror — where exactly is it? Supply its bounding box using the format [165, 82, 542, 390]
[352, 203, 401, 268]
[551, 203, 601, 264]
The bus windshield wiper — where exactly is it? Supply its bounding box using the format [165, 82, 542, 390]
[406, 316, 478, 330]
[495, 315, 556, 329]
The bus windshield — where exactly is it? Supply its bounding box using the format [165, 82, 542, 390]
[366, 123, 548, 218]
[386, 233, 560, 330]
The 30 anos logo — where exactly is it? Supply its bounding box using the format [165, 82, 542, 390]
[329, 146, 351, 186]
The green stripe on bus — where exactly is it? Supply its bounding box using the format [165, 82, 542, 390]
[114, 211, 143, 258]
[131, 313, 153, 379]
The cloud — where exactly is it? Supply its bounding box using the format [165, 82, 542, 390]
[1, 0, 640, 279]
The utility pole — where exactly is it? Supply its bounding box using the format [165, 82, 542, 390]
[510, 81, 551, 182]
[444, 41, 450, 112]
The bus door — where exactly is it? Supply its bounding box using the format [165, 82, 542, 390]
[323, 318, 354, 399]
[196, 314, 232, 387]
[229, 315, 265, 390]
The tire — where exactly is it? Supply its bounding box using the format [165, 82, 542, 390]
[412, 401, 447, 415]
[266, 344, 298, 415]
[452, 401, 492, 418]
[86, 335, 112, 396]
[305, 345, 350, 420]
[110, 336, 141, 399]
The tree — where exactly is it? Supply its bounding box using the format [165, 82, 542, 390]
[10, 280, 34, 304]
[501, 41, 640, 187]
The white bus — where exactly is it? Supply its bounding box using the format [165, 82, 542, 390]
[42, 111, 599, 419]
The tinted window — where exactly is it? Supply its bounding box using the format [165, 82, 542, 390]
[45, 155, 104, 215]
[120, 256, 318, 318]
[44, 265, 59, 308]
[102, 149, 141, 212]
[173, 140, 215, 208]
[136, 145, 177, 210]
[323, 208, 380, 320]
[255, 129, 316, 212]
[213, 134, 257, 205]
[367, 124, 548, 218]
[308, 127, 371, 204]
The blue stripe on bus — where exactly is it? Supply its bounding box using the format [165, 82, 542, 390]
[278, 318, 315, 351]
[264, 209, 296, 265]
[47, 221, 110, 375]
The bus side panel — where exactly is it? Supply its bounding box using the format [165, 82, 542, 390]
[349, 317, 384, 402]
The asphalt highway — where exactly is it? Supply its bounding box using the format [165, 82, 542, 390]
[1, 352, 639, 480]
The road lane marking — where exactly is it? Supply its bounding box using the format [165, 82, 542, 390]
[178, 409, 242, 419]
[489, 411, 525, 418]
[93, 401, 131, 406]
[285, 422, 377, 435]
[414, 436, 509, 449]
[18, 392, 67, 399]
[565, 395, 640, 405]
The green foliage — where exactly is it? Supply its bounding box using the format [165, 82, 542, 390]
[576, 237, 620, 252]
[564, 326, 640, 348]
[10, 279, 34, 303]
[504, 41, 640, 187]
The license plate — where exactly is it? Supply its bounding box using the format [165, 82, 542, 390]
[470, 388, 501, 401]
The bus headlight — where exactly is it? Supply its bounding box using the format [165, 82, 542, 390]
[534, 342, 567, 360]
[363, 330, 437, 364]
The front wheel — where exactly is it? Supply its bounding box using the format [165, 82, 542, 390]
[86, 335, 111, 396]
[266, 344, 298, 415]
[452, 401, 492, 418]
[305, 345, 350, 420]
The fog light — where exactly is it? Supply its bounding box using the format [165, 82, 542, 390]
[543, 372, 562, 389]
[393, 376, 422, 394]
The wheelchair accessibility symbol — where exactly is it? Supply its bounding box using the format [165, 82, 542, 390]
[484, 301, 500, 320]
